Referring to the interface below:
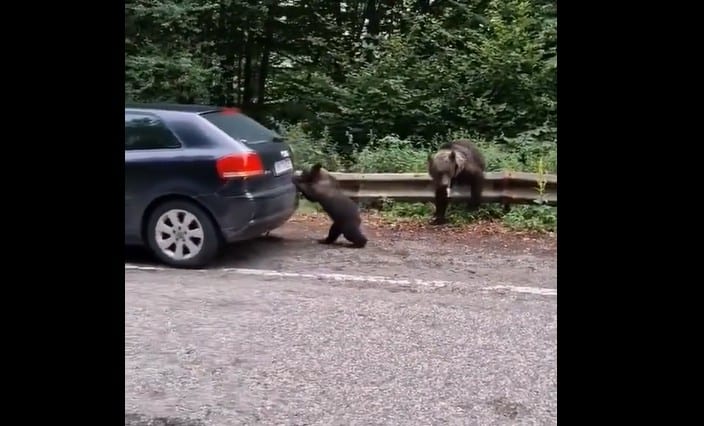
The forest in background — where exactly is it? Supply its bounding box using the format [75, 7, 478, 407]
[125, 0, 557, 230]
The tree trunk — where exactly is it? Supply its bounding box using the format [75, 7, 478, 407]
[257, 1, 279, 107]
[236, 45, 243, 105]
[216, 1, 229, 105]
[242, 32, 253, 107]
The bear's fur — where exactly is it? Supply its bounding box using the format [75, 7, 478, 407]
[292, 163, 368, 248]
[427, 138, 487, 224]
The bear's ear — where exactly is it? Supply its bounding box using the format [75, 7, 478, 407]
[310, 163, 323, 178]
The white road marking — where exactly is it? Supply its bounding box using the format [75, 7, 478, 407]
[485, 285, 557, 296]
[124, 264, 556, 296]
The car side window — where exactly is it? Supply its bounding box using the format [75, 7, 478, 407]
[125, 112, 182, 150]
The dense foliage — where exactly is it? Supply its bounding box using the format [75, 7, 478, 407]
[126, 0, 557, 230]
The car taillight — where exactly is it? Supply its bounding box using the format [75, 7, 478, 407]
[221, 107, 240, 115]
[216, 152, 265, 179]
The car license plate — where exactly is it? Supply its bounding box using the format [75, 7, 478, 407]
[274, 158, 293, 176]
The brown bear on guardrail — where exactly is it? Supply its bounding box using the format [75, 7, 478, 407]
[292, 163, 368, 248]
[428, 139, 487, 225]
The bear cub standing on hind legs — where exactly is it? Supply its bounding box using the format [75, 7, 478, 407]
[427, 138, 487, 225]
[292, 163, 368, 248]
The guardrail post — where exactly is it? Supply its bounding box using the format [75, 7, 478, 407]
[501, 171, 511, 213]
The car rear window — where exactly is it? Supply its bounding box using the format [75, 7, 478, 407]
[201, 111, 278, 145]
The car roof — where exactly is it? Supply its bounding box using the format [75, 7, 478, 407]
[125, 103, 231, 115]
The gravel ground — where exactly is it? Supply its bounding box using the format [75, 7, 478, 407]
[125, 212, 557, 426]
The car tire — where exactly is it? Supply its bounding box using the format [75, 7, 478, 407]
[145, 199, 222, 269]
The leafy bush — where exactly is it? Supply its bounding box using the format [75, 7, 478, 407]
[277, 122, 344, 172]
[281, 122, 557, 232]
[349, 134, 429, 173]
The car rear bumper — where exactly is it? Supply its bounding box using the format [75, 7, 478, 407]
[196, 184, 299, 243]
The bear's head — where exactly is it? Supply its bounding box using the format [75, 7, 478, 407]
[428, 149, 466, 188]
[292, 163, 340, 202]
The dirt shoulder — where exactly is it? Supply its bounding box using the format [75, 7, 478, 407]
[280, 210, 557, 258]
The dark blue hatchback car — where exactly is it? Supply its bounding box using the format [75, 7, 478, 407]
[125, 103, 298, 268]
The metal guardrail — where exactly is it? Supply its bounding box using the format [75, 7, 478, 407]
[294, 171, 557, 206]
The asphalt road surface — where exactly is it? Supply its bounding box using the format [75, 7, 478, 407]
[125, 221, 556, 426]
